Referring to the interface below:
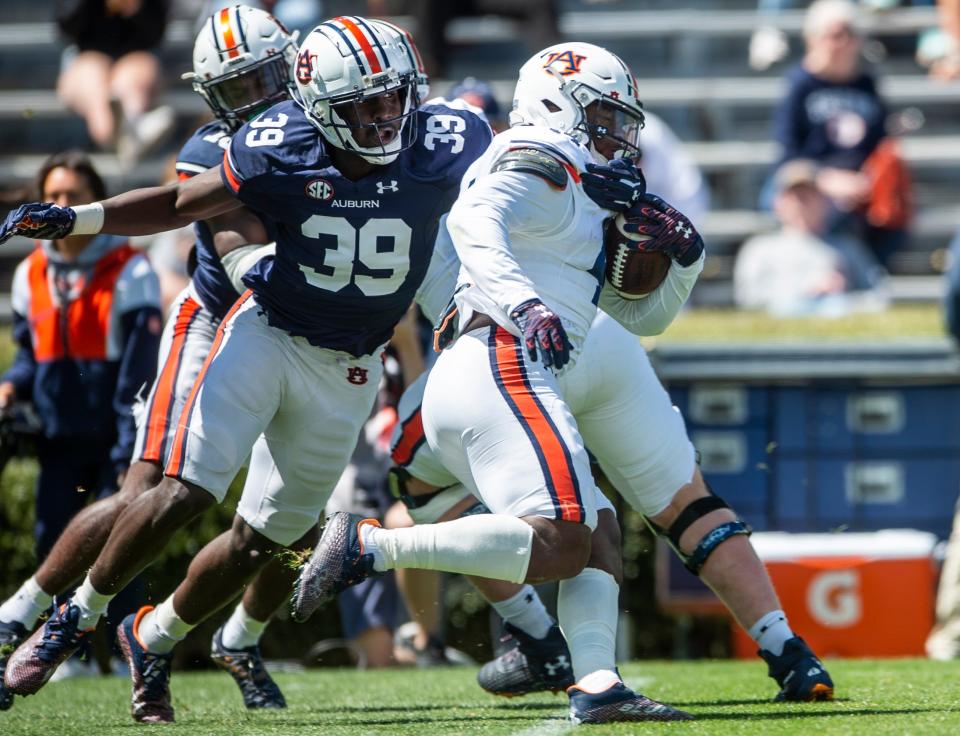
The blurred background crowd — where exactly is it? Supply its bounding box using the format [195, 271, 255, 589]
[1, 0, 960, 677]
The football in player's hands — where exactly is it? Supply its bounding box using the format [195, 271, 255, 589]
[603, 213, 671, 299]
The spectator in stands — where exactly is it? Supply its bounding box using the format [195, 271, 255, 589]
[918, 0, 960, 79]
[447, 77, 508, 133]
[734, 158, 886, 315]
[770, 0, 912, 268]
[55, 0, 175, 166]
[0, 151, 161, 564]
[926, 217, 960, 660]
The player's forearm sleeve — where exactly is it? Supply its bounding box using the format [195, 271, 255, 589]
[220, 242, 276, 294]
[599, 251, 704, 336]
[447, 171, 569, 315]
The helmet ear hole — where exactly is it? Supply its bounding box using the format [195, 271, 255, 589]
[543, 99, 562, 112]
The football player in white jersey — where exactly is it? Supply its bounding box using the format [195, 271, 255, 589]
[294, 43, 706, 723]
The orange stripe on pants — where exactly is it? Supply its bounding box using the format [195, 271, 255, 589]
[165, 291, 252, 479]
[391, 408, 424, 466]
[491, 327, 583, 523]
[141, 297, 202, 463]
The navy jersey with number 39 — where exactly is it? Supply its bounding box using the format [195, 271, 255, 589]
[222, 100, 492, 356]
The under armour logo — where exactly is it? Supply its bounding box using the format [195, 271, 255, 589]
[674, 222, 692, 239]
[543, 655, 570, 676]
[376, 180, 399, 194]
[346, 367, 369, 385]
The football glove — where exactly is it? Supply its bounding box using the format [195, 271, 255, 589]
[621, 193, 704, 267]
[581, 159, 647, 213]
[509, 298, 571, 370]
[0, 203, 76, 245]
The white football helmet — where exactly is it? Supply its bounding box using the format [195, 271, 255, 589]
[511, 42, 645, 160]
[184, 5, 298, 130]
[295, 16, 420, 164]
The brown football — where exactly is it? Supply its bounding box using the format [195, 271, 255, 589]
[603, 214, 671, 299]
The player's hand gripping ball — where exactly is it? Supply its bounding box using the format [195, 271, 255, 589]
[0, 203, 76, 245]
[603, 213, 672, 299]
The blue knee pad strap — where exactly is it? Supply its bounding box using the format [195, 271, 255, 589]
[684, 520, 751, 574]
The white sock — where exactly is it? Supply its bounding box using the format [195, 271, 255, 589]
[74, 576, 115, 630]
[748, 609, 793, 656]
[0, 576, 53, 628]
[138, 598, 195, 654]
[491, 584, 554, 640]
[574, 669, 622, 693]
[558, 567, 619, 681]
[366, 514, 533, 584]
[220, 602, 269, 650]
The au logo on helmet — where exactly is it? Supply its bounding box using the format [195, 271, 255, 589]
[296, 49, 315, 85]
[543, 50, 587, 76]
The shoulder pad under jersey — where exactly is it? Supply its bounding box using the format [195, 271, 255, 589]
[491, 147, 568, 189]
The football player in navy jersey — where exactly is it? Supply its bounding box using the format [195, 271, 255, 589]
[0, 15, 490, 723]
[0, 6, 304, 716]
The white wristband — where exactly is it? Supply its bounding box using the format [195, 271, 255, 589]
[71, 202, 104, 235]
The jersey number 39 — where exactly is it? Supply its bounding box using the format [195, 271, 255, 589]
[299, 215, 411, 296]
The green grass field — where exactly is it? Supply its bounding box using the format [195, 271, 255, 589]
[2, 658, 959, 735]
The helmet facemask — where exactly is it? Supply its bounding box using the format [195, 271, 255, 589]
[581, 96, 644, 161]
[302, 68, 420, 165]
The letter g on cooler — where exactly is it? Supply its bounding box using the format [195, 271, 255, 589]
[807, 569, 862, 628]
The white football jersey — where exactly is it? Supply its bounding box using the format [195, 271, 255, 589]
[445, 124, 608, 363]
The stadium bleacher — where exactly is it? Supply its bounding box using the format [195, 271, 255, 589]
[0, 0, 956, 301]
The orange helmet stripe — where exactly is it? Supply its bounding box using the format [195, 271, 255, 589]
[335, 16, 382, 74]
[218, 7, 240, 59]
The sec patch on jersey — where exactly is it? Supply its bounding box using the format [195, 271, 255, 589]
[604, 213, 671, 299]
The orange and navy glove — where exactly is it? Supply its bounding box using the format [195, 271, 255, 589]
[0, 203, 76, 244]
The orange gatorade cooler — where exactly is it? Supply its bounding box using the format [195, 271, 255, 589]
[731, 530, 938, 658]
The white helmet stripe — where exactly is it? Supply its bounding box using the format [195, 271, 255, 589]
[319, 20, 368, 75]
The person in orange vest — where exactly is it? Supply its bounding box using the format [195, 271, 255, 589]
[0, 151, 162, 563]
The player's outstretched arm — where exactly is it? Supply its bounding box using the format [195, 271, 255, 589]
[0, 166, 241, 245]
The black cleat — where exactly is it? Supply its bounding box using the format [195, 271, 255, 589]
[477, 623, 574, 697]
[210, 626, 286, 709]
[0, 619, 28, 710]
[291, 512, 380, 622]
[568, 678, 694, 723]
[760, 636, 835, 702]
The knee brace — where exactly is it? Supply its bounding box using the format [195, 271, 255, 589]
[388, 466, 476, 524]
[646, 493, 751, 576]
